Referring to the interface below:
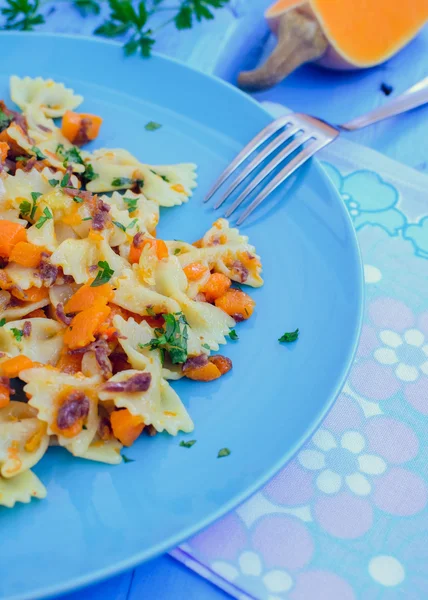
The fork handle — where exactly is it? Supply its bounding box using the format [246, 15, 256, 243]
[340, 77, 428, 131]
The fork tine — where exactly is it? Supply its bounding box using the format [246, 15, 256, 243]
[236, 138, 330, 226]
[213, 124, 301, 210]
[204, 114, 292, 202]
[224, 132, 313, 219]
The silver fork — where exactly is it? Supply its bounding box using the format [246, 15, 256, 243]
[205, 77, 428, 225]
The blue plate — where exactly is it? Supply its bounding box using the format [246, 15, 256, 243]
[0, 33, 363, 600]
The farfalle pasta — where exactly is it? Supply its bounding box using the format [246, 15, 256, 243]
[0, 76, 263, 508]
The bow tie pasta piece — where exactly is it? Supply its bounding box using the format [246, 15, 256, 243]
[99, 369, 194, 436]
[51, 237, 128, 284]
[194, 218, 263, 287]
[4, 262, 47, 290]
[10, 76, 83, 118]
[21, 367, 101, 458]
[0, 470, 47, 508]
[3, 166, 56, 207]
[136, 164, 197, 207]
[0, 401, 50, 479]
[113, 268, 180, 316]
[80, 437, 123, 465]
[155, 258, 235, 351]
[85, 148, 141, 193]
[0, 297, 50, 322]
[0, 318, 64, 364]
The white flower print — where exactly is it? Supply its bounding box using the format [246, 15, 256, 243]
[298, 429, 386, 496]
[212, 551, 293, 599]
[374, 328, 428, 382]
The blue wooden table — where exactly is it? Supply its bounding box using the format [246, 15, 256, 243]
[4, 2, 426, 598]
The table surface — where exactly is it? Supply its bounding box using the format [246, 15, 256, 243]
[4, 1, 427, 599]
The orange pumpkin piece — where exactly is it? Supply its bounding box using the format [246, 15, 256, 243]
[0, 355, 37, 378]
[11, 286, 49, 303]
[183, 262, 208, 281]
[9, 242, 45, 268]
[215, 289, 255, 321]
[26, 308, 46, 318]
[0, 220, 27, 258]
[0, 141, 9, 162]
[63, 299, 111, 349]
[0, 382, 10, 408]
[202, 273, 232, 302]
[56, 351, 82, 374]
[64, 283, 114, 313]
[183, 360, 221, 382]
[110, 408, 145, 447]
[129, 237, 169, 264]
[61, 110, 103, 145]
[209, 355, 233, 375]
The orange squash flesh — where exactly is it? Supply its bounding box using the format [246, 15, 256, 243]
[267, 0, 428, 67]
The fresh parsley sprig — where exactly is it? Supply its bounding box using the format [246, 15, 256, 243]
[140, 312, 188, 364]
[91, 260, 114, 287]
[35, 206, 53, 229]
[1, 0, 45, 31]
[278, 328, 299, 343]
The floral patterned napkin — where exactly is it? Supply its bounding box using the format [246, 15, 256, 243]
[170, 106, 428, 599]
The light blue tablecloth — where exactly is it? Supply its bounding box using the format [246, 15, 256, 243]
[2, 2, 426, 598]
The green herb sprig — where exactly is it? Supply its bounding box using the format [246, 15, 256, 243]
[1, 1, 229, 58]
[91, 260, 114, 287]
[278, 328, 299, 343]
[140, 312, 188, 364]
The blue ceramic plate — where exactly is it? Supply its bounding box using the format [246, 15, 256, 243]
[0, 33, 363, 600]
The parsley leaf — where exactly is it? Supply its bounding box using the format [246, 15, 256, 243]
[31, 145, 46, 160]
[11, 327, 23, 342]
[91, 260, 114, 287]
[202, 343, 211, 350]
[122, 454, 135, 463]
[278, 328, 299, 343]
[146, 306, 155, 316]
[83, 163, 98, 182]
[173, 248, 181, 255]
[57, 144, 84, 166]
[35, 207, 53, 229]
[228, 329, 239, 341]
[74, 0, 101, 16]
[19, 200, 31, 217]
[127, 218, 138, 230]
[0, 109, 12, 131]
[1, 0, 45, 31]
[145, 121, 162, 131]
[112, 220, 126, 232]
[48, 178, 58, 187]
[180, 440, 196, 448]
[29, 192, 42, 219]
[124, 196, 138, 214]
[217, 447, 231, 458]
[31, 192, 42, 202]
[60, 172, 71, 188]
[73, 197, 84, 204]
[0, 318, 6, 327]
[112, 177, 135, 187]
[140, 312, 188, 364]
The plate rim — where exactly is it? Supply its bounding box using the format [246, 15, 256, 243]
[1, 31, 364, 600]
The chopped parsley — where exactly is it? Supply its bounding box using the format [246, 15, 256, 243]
[60, 172, 71, 188]
[83, 163, 98, 182]
[31, 146, 46, 160]
[35, 207, 53, 229]
[140, 312, 188, 364]
[31, 192, 42, 202]
[180, 440, 196, 448]
[122, 454, 135, 463]
[278, 328, 299, 343]
[112, 220, 126, 232]
[127, 218, 138, 230]
[73, 197, 84, 203]
[48, 178, 58, 187]
[202, 343, 211, 350]
[0, 109, 12, 132]
[90, 260, 114, 287]
[111, 177, 143, 188]
[217, 448, 231, 458]
[82, 216, 93, 221]
[0, 318, 6, 327]
[15, 155, 28, 162]
[228, 329, 239, 341]
[29, 192, 42, 219]
[57, 144, 84, 166]
[173, 248, 181, 255]
[124, 197, 138, 214]
[150, 169, 169, 182]
[145, 121, 162, 131]
[11, 328, 23, 342]
[19, 200, 32, 217]
[146, 306, 155, 316]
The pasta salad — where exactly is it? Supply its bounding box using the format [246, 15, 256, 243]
[0, 76, 263, 508]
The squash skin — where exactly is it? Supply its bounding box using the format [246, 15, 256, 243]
[238, 0, 428, 89]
